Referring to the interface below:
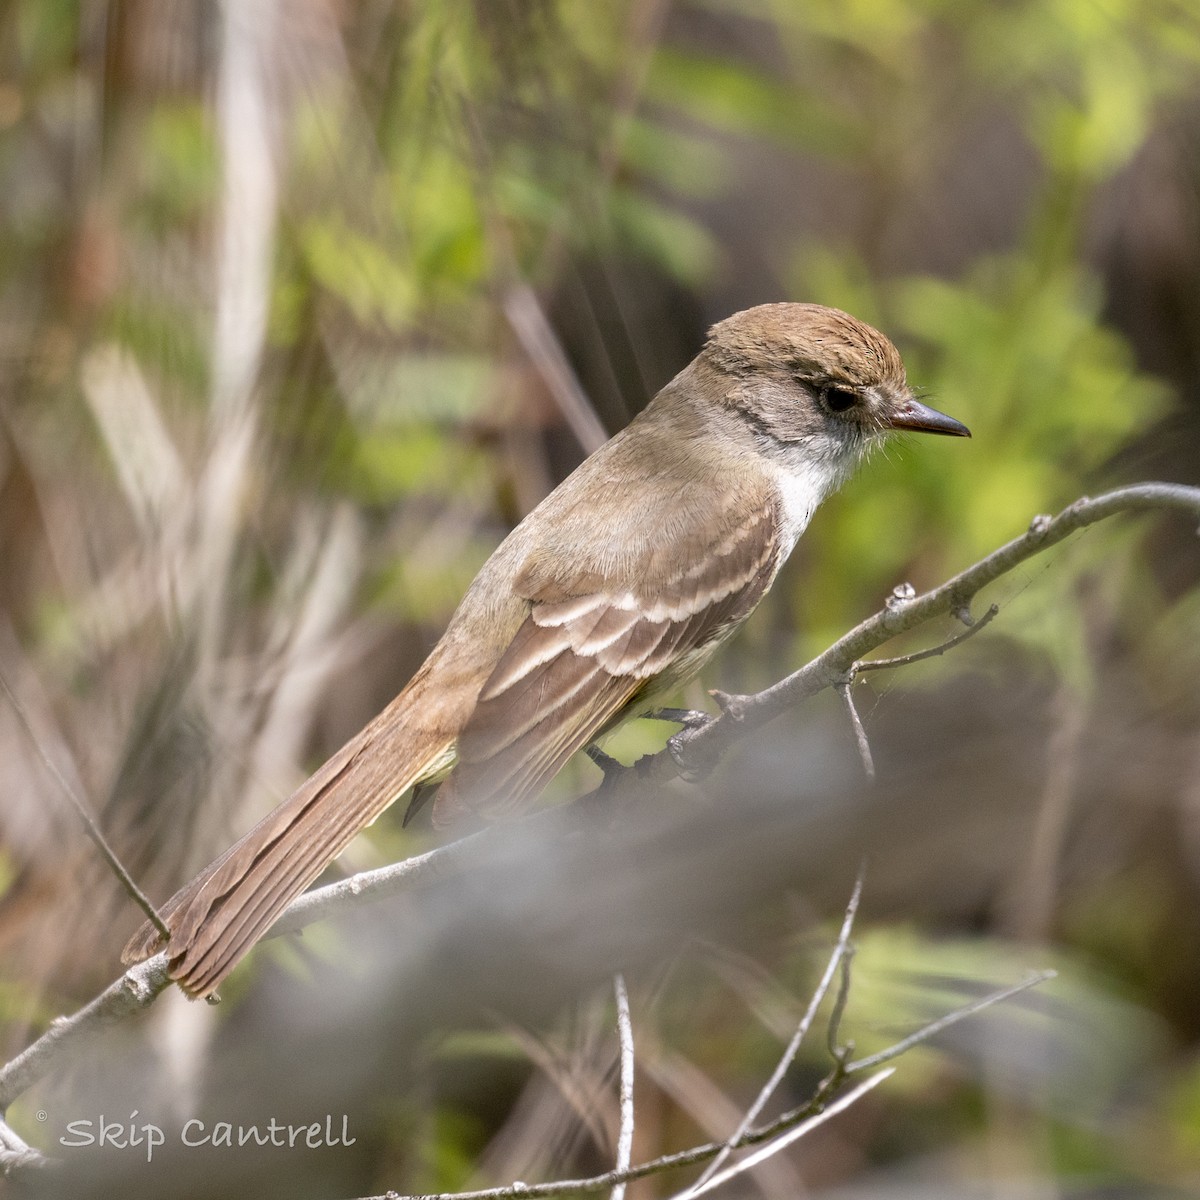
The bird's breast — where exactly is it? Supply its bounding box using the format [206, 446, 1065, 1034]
[770, 463, 827, 556]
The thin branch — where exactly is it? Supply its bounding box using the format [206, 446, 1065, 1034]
[0, 662, 170, 943]
[668, 1068, 894, 1200]
[835, 682, 876, 781]
[268, 823, 496, 940]
[611, 975, 635, 1200]
[0, 956, 171, 1115]
[844, 970, 1056, 1075]
[752, 967, 1057, 1158]
[852, 603, 1000, 674]
[825, 944, 856, 1065]
[0, 1117, 50, 1174]
[686, 870, 864, 1193]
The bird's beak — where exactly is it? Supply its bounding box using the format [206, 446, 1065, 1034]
[887, 396, 971, 437]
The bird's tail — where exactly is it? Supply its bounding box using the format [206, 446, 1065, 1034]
[122, 688, 455, 998]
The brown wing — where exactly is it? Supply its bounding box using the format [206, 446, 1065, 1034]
[434, 501, 782, 822]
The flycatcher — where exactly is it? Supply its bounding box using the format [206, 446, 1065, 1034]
[124, 302, 969, 996]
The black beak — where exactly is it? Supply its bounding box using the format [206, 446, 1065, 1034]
[887, 397, 971, 437]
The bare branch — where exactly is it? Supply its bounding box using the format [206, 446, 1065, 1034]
[0, 813, 553, 1113]
[668, 1068, 894, 1200]
[611, 975, 635, 1200]
[825, 943, 856, 1065]
[844, 970, 1057, 1075]
[348, 1067, 897, 1200]
[0, 957, 171, 1115]
[268, 824, 497, 940]
[0, 1117, 50, 1174]
[853, 603, 1000, 675]
[1, 944, 1054, 1200]
[686, 870, 864, 1193]
[836, 682, 876, 781]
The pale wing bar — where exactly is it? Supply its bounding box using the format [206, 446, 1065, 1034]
[438, 504, 782, 820]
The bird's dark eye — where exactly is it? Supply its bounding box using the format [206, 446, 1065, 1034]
[822, 386, 858, 414]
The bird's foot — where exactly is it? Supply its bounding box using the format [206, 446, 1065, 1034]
[586, 743, 627, 788]
[643, 709, 716, 781]
[657, 697, 745, 781]
[666, 729, 706, 781]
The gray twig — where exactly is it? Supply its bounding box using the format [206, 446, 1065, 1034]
[351, 1069, 898, 1200]
[853, 602, 1000, 674]
[685, 870, 864, 1193]
[825, 944, 855, 1064]
[0, 1116, 50, 1174]
[755, 969, 1057, 1154]
[844, 970, 1056, 1075]
[836, 682, 876, 781]
[611, 975, 635, 1200]
[0, 957, 171, 1115]
[0, 814, 547, 1114]
[667, 1068, 895, 1200]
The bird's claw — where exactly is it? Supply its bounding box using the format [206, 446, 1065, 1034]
[645, 706, 713, 731]
[666, 729, 707, 782]
[586, 744, 626, 786]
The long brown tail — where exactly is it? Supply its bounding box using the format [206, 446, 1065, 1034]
[122, 688, 455, 998]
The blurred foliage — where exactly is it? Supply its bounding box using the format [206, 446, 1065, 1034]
[1, 0, 1199, 1196]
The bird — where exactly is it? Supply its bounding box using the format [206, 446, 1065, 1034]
[122, 302, 970, 997]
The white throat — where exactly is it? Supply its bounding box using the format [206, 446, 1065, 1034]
[771, 455, 847, 556]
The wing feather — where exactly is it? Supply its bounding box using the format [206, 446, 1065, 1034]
[468, 647, 621, 760]
[471, 670, 630, 816]
[433, 499, 782, 823]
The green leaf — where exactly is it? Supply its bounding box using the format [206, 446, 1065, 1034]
[299, 216, 417, 330]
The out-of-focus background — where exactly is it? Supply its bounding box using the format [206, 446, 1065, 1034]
[1, 1, 1199, 1196]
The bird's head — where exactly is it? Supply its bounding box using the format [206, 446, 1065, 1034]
[702, 303, 969, 475]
